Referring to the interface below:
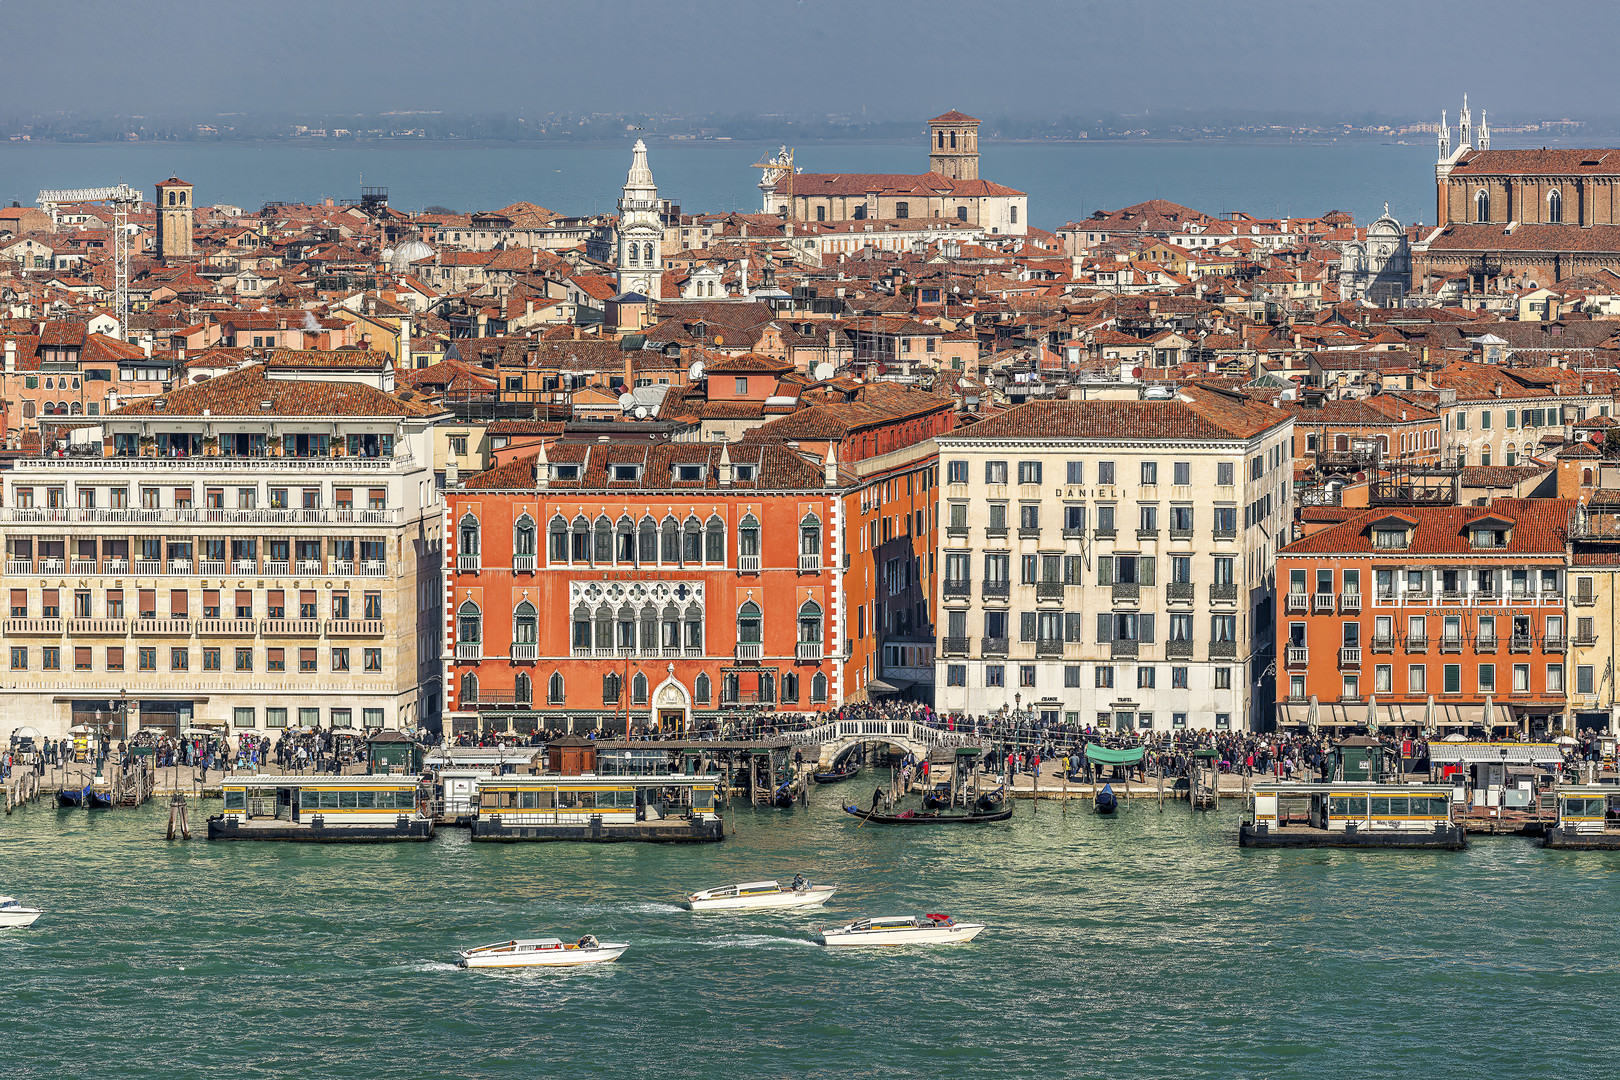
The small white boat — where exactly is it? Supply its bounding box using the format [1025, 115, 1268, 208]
[686, 878, 837, 911]
[0, 897, 42, 929]
[457, 935, 627, 969]
[819, 914, 985, 947]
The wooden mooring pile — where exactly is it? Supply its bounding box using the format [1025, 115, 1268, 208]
[4, 770, 43, 813]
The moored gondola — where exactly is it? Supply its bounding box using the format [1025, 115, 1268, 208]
[56, 781, 92, 808]
[87, 788, 116, 809]
[842, 804, 1013, 825]
[812, 764, 861, 785]
[1094, 783, 1118, 815]
[771, 781, 796, 808]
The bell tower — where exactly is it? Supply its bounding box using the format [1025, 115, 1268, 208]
[928, 110, 980, 181]
[616, 139, 662, 301]
[155, 175, 195, 261]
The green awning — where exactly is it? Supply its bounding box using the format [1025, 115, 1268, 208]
[1084, 743, 1145, 765]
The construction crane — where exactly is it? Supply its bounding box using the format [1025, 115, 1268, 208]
[37, 183, 141, 341]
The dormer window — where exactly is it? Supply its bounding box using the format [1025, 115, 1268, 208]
[552, 464, 580, 481]
[1372, 528, 1409, 550]
[734, 464, 756, 481]
[1471, 529, 1507, 549]
[611, 464, 642, 481]
[676, 465, 704, 482]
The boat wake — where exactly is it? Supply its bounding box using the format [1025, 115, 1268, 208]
[703, 934, 820, 950]
[395, 960, 462, 974]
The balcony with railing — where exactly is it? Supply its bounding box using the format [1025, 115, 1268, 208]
[1018, 526, 1041, 540]
[328, 619, 385, 637]
[1209, 641, 1237, 659]
[39, 559, 64, 574]
[1136, 527, 1160, 541]
[1405, 634, 1429, 652]
[1209, 583, 1238, 604]
[1544, 634, 1566, 653]
[67, 618, 127, 635]
[1167, 582, 1194, 603]
[943, 579, 971, 600]
[945, 525, 969, 539]
[4, 559, 32, 575]
[1112, 581, 1140, 603]
[295, 560, 323, 575]
[512, 554, 537, 572]
[1510, 634, 1534, 653]
[981, 636, 1009, 657]
[1576, 629, 1598, 646]
[735, 642, 763, 662]
[69, 559, 96, 574]
[1575, 589, 1596, 607]
[1036, 582, 1065, 602]
[796, 641, 822, 662]
[1110, 638, 1139, 659]
[511, 643, 539, 661]
[263, 618, 320, 636]
[1170, 526, 1194, 541]
[941, 636, 971, 657]
[738, 554, 761, 572]
[1166, 639, 1194, 659]
[1475, 635, 1498, 653]
[1286, 646, 1310, 667]
[1285, 593, 1309, 614]
[798, 553, 821, 573]
[0, 505, 405, 525]
[197, 618, 256, 636]
[457, 554, 481, 573]
[1312, 593, 1334, 614]
[456, 642, 483, 661]
[132, 618, 191, 636]
[981, 580, 1010, 601]
[5, 617, 61, 635]
[1339, 593, 1362, 614]
[1371, 634, 1395, 652]
[1439, 635, 1463, 654]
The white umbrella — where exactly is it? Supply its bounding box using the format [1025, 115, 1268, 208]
[1424, 694, 1436, 737]
[1482, 695, 1495, 734]
[1366, 695, 1379, 736]
[1307, 695, 1320, 737]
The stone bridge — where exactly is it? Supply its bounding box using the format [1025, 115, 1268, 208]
[789, 720, 987, 768]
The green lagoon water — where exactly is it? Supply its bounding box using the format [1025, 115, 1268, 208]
[3, 784, 1617, 1080]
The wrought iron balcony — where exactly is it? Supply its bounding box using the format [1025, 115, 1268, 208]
[1210, 583, 1238, 603]
[981, 580, 1010, 600]
[1037, 637, 1064, 657]
[1112, 581, 1140, 602]
[1036, 582, 1065, 601]
[981, 636, 1009, 657]
[1166, 639, 1194, 659]
[1439, 636, 1463, 654]
[941, 636, 971, 656]
[1167, 582, 1194, 603]
[1210, 641, 1237, 659]
[1110, 639, 1139, 659]
[1509, 634, 1534, 653]
[1371, 635, 1395, 652]
[943, 579, 971, 599]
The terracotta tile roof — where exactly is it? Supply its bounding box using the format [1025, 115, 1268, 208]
[113, 364, 442, 418]
[1453, 148, 1620, 175]
[775, 172, 1024, 198]
[929, 110, 979, 124]
[1280, 498, 1573, 557]
[462, 440, 825, 491]
[940, 389, 1290, 443]
[1426, 222, 1620, 254]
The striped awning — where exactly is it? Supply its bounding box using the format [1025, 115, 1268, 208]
[1427, 742, 1564, 765]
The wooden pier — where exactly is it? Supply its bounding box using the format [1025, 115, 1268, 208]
[5, 770, 43, 813]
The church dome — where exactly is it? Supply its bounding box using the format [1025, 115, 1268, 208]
[390, 239, 434, 274]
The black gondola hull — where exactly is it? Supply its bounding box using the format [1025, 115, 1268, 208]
[842, 805, 1014, 825]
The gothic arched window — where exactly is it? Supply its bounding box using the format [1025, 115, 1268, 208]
[514, 515, 536, 559]
[514, 672, 532, 704]
[1548, 189, 1563, 224]
[660, 516, 680, 563]
[638, 516, 657, 564]
[643, 242, 654, 265]
[798, 600, 824, 645]
[456, 600, 482, 644]
[632, 671, 648, 705]
[811, 671, 828, 703]
[571, 603, 591, 651]
[694, 672, 712, 704]
[682, 516, 702, 564]
[571, 515, 590, 562]
[460, 671, 478, 703]
[512, 601, 537, 646]
[738, 513, 760, 569]
[547, 671, 565, 704]
[737, 601, 762, 649]
[593, 515, 613, 563]
[704, 514, 725, 564]
[603, 672, 621, 705]
[549, 515, 568, 562]
[1476, 189, 1490, 223]
[458, 513, 481, 556]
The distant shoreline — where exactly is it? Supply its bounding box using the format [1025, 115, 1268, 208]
[1, 135, 1439, 151]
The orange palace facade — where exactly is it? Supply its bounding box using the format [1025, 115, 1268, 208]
[1276, 499, 1572, 736]
[442, 394, 949, 733]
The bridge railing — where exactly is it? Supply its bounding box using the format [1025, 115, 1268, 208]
[789, 720, 984, 750]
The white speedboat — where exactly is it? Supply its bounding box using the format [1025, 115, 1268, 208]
[457, 935, 627, 969]
[686, 878, 837, 911]
[819, 914, 985, 947]
[0, 897, 42, 928]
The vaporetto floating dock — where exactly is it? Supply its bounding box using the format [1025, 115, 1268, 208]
[1240, 783, 1466, 850]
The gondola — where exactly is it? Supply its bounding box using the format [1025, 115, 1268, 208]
[771, 781, 796, 809]
[56, 781, 92, 808]
[1094, 782, 1118, 815]
[87, 788, 116, 809]
[921, 783, 953, 810]
[812, 764, 861, 785]
[972, 788, 1005, 814]
[842, 804, 1014, 825]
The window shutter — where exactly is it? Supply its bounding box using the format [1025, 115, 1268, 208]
[1097, 613, 1113, 643]
[1019, 612, 1036, 642]
[1140, 613, 1156, 643]
[1098, 557, 1114, 585]
[1141, 556, 1156, 585]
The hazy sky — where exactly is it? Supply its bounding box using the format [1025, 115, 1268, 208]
[7, 0, 1618, 121]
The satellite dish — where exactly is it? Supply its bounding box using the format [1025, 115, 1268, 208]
[634, 405, 649, 419]
[689, 360, 706, 381]
[618, 392, 635, 411]
[814, 362, 835, 381]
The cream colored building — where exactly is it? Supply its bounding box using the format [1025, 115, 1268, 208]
[933, 389, 1294, 731]
[0, 364, 447, 742]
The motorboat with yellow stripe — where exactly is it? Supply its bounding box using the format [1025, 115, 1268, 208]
[457, 935, 627, 969]
[1240, 783, 1465, 849]
[207, 775, 434, 842]
[1542, 785, 1620, 849]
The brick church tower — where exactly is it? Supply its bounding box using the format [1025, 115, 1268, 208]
[155, 176, 195, 261]
[928, 111, 980, 181]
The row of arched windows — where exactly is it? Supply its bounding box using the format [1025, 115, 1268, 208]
[454, 598, 823, 657]
[456, 668, 829, 707]
[625, 240, 656, 267]
[1475, 188, 1562, 223]
[458, 511, 820, 570]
